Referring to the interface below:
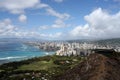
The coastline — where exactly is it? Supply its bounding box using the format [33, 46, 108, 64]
[0, 51, 55, 65]
[0, 54, 83, 80]
[0, 50, 120, 80]
[0, 41, 56, 65]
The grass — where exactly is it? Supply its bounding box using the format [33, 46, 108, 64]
[15, 55, 82, 71]
[15, 55, 82, 74]
[0, 70, 4, 72]
[18, 59, 58, 71]
[0, 51, 119, 80]
[16, 55, 82, 76]
[0, 55, 83, 80]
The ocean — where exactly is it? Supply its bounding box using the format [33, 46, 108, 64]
[0, 42, 54, 64]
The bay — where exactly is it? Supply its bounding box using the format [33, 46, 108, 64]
[0, 42, 54, 64]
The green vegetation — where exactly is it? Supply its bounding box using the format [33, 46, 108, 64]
[18, 60, 58, 71]
[0, 70, 4, 72]
[0, 51, 120, 80]
[0, 55, 84, 80]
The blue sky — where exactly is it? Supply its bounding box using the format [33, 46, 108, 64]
[0, 0, 120, 40]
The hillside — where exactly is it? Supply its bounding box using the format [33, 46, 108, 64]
[0, 55, 83, 80]
[94, 38, 120, 46]
[56, 52, 120, 80]
[0, 50, 120, 80]
[67, 38, 120, 46]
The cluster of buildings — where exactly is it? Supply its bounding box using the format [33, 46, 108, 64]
[56, 42, 120, 56]
[56, 43, 92, 56]
[25, 41, 61, 51]
[26, 41, 120, 56]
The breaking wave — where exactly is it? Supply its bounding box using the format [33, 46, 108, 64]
[0, 56, 27, 60]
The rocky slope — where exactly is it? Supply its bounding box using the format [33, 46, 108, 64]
[55, 53, 120, 80]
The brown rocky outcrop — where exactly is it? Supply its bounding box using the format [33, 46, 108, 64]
[55, 52, 120, 80]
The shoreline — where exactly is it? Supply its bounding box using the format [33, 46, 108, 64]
[0, 50, 119, 80]
[0, 52, 55, 65]
[0, 54, 83, 80]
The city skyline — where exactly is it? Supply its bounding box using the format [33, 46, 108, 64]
[0, 0, 120, 40]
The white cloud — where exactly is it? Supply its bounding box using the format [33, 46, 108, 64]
[114, 0, 120, 2]
[40, 19, 69, 29]
[39, 19, 69, 29]
[51, 19, 67, 28]
[40, 32, 63, 39]
[39, 25, 49, 30]
[18, 14, 27, 23]
[0, 0, 71, 39]
[36, 3, 49, 9]
[13, 31, 41, 38]
[46, 8, 70, 19]
[54, 0, 64, 3]
[70, 24, 90, 38]
[0, 0, 70, 29]
[43, 7, 70, 28]
[0, 19, 17, 36]
[1, 8, 120, 40]
[0, 0, 40, 14]
[49, 32, 62, 39]
[0, 18, 63, 39]
[70, 8, 120, 39]
[0, 19, 35, 38]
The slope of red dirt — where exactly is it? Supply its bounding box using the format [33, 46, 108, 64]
[55, 53, 120, 80]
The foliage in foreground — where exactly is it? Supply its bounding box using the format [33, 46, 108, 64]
[0, 55, 83, 80]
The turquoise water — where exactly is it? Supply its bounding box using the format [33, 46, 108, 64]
[0, 42, 54, 64]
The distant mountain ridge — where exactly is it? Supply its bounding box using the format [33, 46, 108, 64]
[67, 38, 120, 46]
[0, 38, 45, 43]
[94, 38, 120, 45]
